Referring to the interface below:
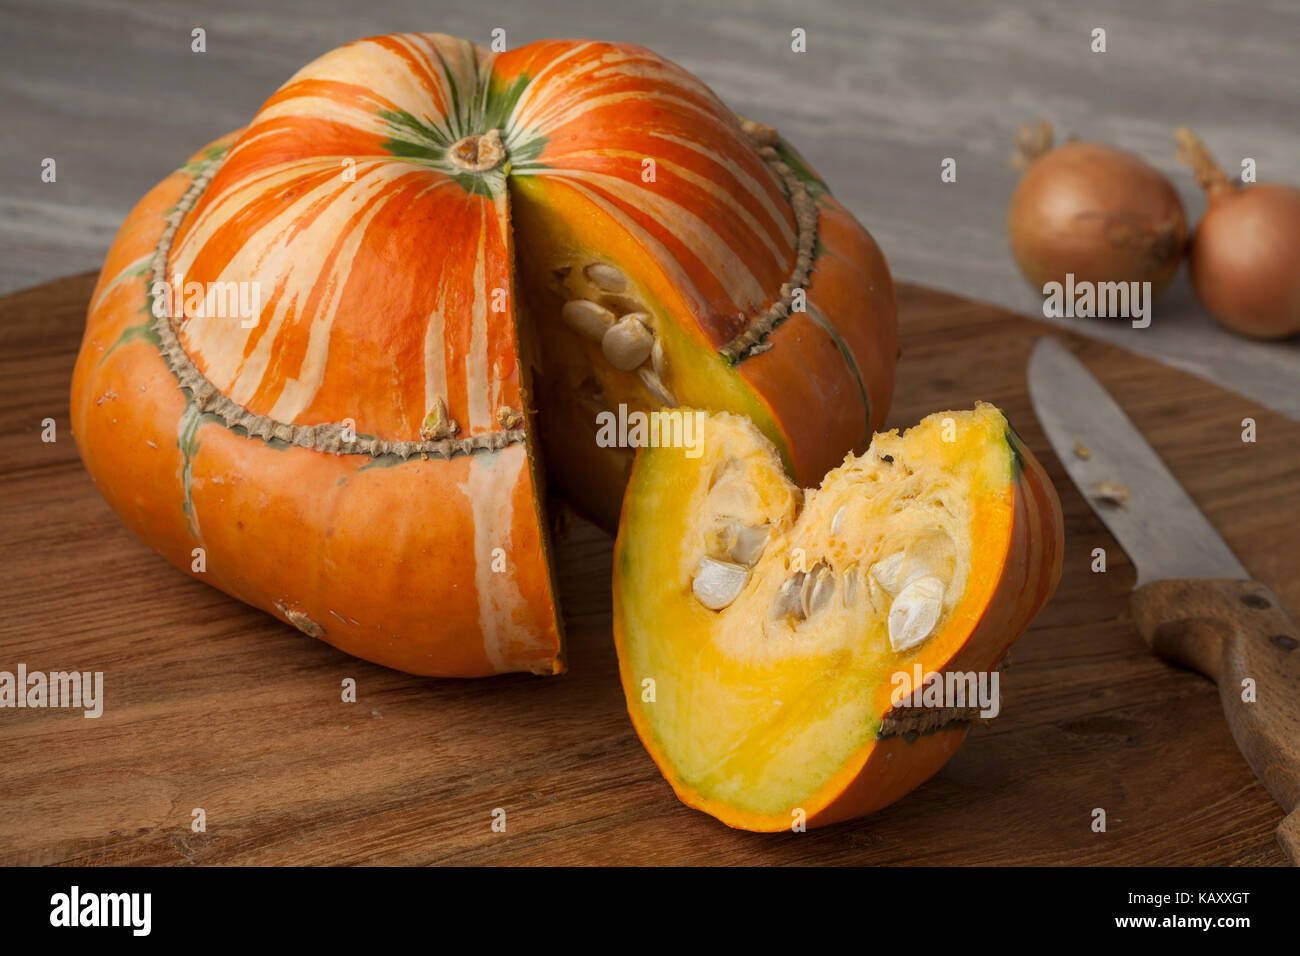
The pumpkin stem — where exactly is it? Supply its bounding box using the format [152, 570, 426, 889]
[449, 129, 507, 172]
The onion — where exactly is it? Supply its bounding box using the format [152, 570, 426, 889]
[1175, 128, 1300, 340]
[1007, 121, 1186, 296]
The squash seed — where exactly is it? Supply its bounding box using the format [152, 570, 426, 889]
[721, 521, 769, 567]
[804, 564, 836, 617]
[602, 314, 654, 370]
[772, 572, 806, 620]
[584, 262, 628, 292]
[561, 299, 615, 341]
[693, 556, 749, 610]
[638, 367, 677, 407]
[704, 464, 754, 516]
[869, 551, 931, 597]
[1091, 480, 1129, 505]
[799, 562, 834, 619]
[830, 505, 847, 536]
[887, 575, 945, 651]
[841, 565, 859, 606]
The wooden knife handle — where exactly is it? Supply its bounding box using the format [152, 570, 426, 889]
[1131, 578, 1300, 864]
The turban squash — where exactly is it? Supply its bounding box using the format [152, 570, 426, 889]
[613, 404, 1064, 829]
[70, 33, 898, 677]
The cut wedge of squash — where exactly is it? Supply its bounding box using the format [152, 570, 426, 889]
[613, 403, 1063, 830]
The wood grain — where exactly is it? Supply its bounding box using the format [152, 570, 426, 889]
[1131, 578, 1300, 862]
[0, 274, 1294, 866]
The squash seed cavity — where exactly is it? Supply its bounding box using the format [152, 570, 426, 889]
[554, 262, 676, 410]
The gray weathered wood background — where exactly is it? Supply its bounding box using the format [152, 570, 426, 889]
[3, 0, 1297, 415]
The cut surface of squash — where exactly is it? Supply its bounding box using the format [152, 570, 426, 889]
[613, 403, 1063, 828]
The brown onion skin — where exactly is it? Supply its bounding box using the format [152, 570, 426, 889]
[1189, 183, 1300, 340]
[1008, 141, 1186, 295]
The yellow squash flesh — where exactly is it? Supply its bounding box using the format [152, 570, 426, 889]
[613, 404, 1064, 830]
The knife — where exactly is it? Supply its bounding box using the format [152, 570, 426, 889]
[1027, 337, 1300, 865]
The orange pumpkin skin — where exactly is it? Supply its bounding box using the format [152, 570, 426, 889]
[71, 135, 562, 677]
[71, 34, 897, 676]
[737, 180, 898, 486]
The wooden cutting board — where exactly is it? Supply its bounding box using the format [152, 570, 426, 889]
[1, 273, 1294, 866]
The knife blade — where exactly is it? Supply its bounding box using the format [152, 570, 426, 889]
[1028, 337, 1248, 586]
[1027, 336, 1300, 865]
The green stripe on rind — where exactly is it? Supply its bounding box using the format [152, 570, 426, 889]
[490, 73, 547, 172]
[1004, 423, 1027, 481]
[179, 142, 232, 176]
[377, 70, 547, 192]
[101, 319, 160, 363]
[435, 48, 465, 138]
[500, 135, 548, 175]
[90, 253, 151, 314]
[357, 453, 412, 472]
[802, 301, 872, 437]
[177, 398, 299, 541]
[489, 72, 531, 136]
[378, 108, 454, 158]
[771, 138, 830, 201]
[177, 401, 223, 538]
